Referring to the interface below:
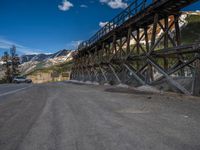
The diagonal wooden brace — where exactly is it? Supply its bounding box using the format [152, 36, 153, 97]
[147, 57, 191, 95]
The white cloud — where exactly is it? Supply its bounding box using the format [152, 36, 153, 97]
[80, 4, 88, 8]
[58, 0, 73, 11]
[99, 21, 109, 27]
[100, 0, 128, 9]
[0, 37, 43, 55]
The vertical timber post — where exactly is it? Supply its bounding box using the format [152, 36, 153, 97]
[174, 14, 181, 46]
[146, 13, 158, 83]
[164, 16, 169, 70]
[192, 59, 200, 96]
[136, 28, 140, 70]
[174, 13, 184, 76]
[127, 27, 132, 56]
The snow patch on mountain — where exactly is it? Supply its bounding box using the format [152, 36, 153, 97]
[20, 50, 74, 74]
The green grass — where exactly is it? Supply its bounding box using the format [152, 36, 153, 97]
[35, 62, 46, 70]
[181, 15, 200, 44]
[26, 61, 73, 76]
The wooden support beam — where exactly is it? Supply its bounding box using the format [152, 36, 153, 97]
[127, 27, 132, 56]
[119, 37, 123, 58]
[92, 67, 99, 82]
[112, 34, 117, 54]
[164, 16, 169, 70]
[147, 56, 191, 95]
[151, 57, 197, 84]
[174, 14, 185, 75]
[136, 28, 140, 70]
[164, 16, 169, 48]
[174, 14, 181, 46]
[123, 63, 145, 85]
[109, 64, 121, 83]
[151, 13, 158, 51]
[144, 26, 149, 52]
[192, 59, 200, 96]
[99, 66, 108, 82]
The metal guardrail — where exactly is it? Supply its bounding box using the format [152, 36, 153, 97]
[78, 0, 147, 51]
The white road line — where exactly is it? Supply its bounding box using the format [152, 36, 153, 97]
[0, 85, 33, 97]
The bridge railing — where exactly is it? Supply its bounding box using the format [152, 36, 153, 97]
[78, 0, 147, 51]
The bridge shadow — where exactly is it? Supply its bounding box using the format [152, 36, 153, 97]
[104, 87, 155, 95]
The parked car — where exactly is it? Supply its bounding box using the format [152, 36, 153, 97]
[12, 76, 32, 83]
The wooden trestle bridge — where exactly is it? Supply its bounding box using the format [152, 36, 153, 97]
[71, 0, 200, 96]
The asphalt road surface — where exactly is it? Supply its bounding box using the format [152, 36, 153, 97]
[0, 82, 200, 150]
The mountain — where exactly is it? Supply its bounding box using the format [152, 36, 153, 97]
[20, 54, 50, 63]
[19, 49, 74, 75]
[20, 49, 71, 63]
[23, 50, 74, 83]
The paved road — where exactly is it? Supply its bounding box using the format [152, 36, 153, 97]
[0, 84, 31, 97]
[0, 82, 200, 150]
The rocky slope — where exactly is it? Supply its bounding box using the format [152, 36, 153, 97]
[20, 49, 71, 63]
[20, 49, 74, 75]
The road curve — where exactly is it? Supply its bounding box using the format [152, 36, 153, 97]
[0, 82, 200, 150]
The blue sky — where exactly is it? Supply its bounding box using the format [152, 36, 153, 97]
[0, 0, 199, 56]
